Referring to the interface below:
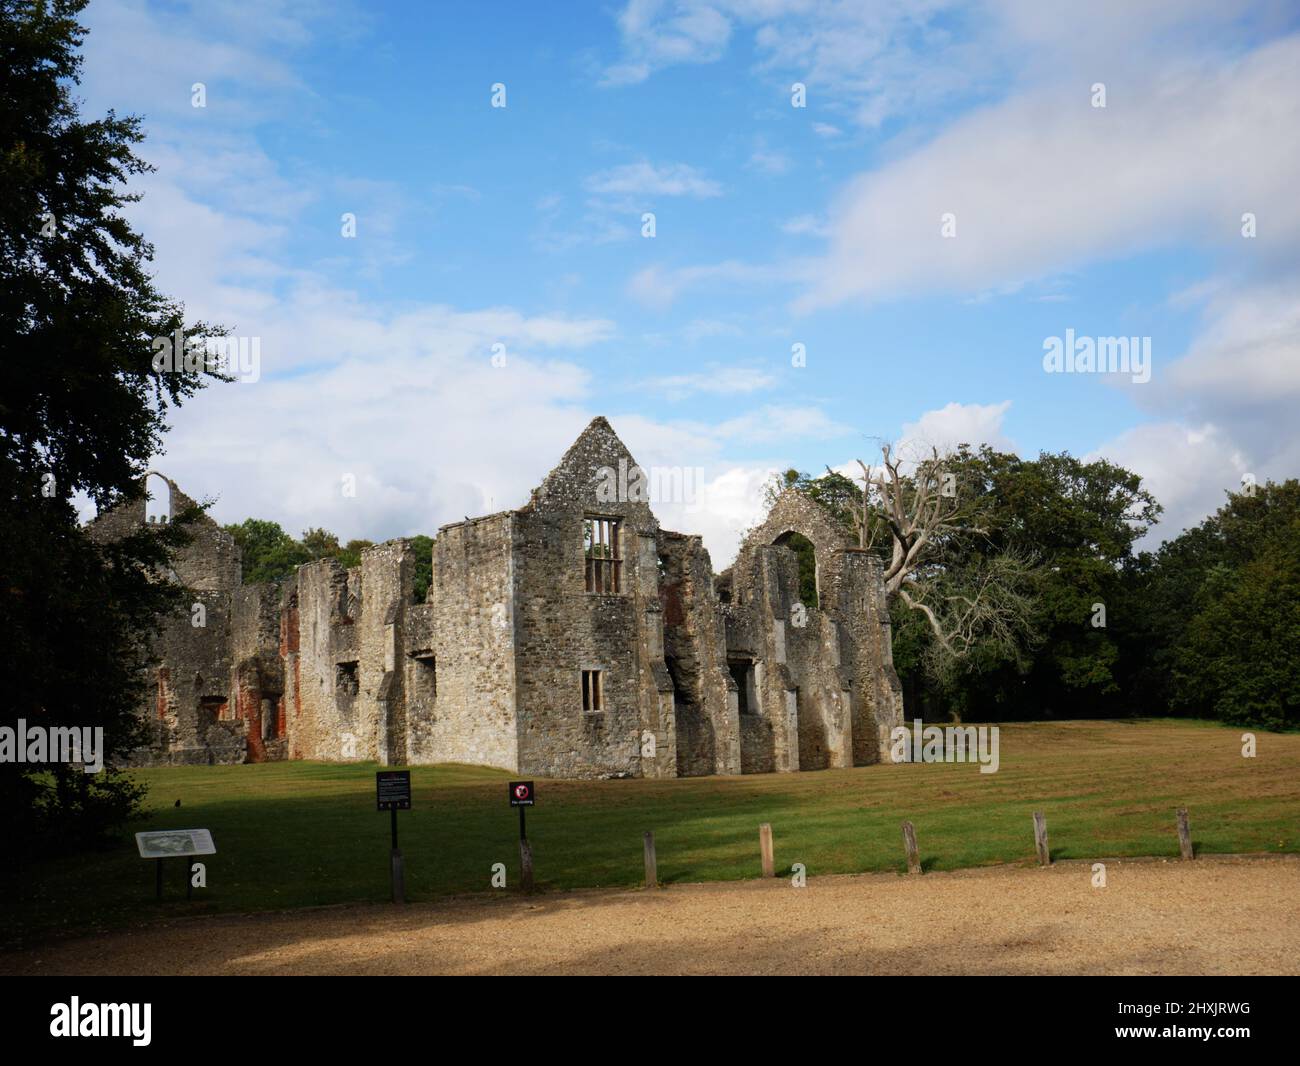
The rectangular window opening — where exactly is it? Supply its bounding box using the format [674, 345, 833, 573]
[583, 516, 622, 594]
[411, 652, 436, 697]
[582, 669, 604, 712]
[729, 659, 757, 716]
[335, 660, 360, 698]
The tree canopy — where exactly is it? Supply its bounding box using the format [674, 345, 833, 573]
[0, 0, 218, 859]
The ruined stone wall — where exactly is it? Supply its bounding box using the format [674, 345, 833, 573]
[836, 549, 904, 763]
[738, 543, 849, 773]
[731, 487, 901, 767]
[359, 541, 412, 764]
[231, 583, 286, 762]
[280, 583, 302, 759]
[87, 476, 241, 593]
[659, 531, 737, 776]
[415, 514, 518, 769]
[285, 544, 411, 762]
[90, 475, 245, 766]
[290, 558, 357, 760]
[401, 601, 436, 761]
[725, 547, 800, 773]
[512, 417, 668, 779]
[141, 593, 239, 765]
[93, 422, 900, 777]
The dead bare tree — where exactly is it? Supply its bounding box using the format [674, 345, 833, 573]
[850, 442, 1041, 667]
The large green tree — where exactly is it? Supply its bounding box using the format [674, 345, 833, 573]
[940, 447, 1159, 719]
[773, 445, 1160, 721]
[1128, 480, 1300, 729]
[0, 0, 217, 860]
[224, 518, 311, 584]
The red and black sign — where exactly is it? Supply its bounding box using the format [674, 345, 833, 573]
[509, 780, 534, 807]
[376, 770, 411, 811]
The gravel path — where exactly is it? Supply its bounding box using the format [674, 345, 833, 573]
[5, 856, 1297, 976]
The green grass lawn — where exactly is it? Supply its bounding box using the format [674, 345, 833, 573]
[5, 719, 1299, 948]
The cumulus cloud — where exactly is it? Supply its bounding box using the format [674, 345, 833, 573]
[1088, 422, 1249, 546]
[901, 401, 1015, 453]
[626, 260, 794, 310]
[1098, 275, 1300, 544]
[601, 0, 733, 85]
[600, 0, 1012, 124]
[585, 161, 722, 199]
[644, 366, 776, 400]
[73, 4, 844, 571]
[799, 35, 1300, 309]
[747, 145, 792, 175]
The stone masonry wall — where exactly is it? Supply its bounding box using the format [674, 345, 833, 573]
[99, 421, 900, 777]
[659, 531, 737, 776]
[511, 419, 668, 778]
[415, 514, 518, 769]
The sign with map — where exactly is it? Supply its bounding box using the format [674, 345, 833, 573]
[135, 829, 216, 858]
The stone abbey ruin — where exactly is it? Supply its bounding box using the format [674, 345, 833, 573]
[92, 417, 904, 777]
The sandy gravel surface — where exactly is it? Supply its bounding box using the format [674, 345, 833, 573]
[4, 856, 1297, 976]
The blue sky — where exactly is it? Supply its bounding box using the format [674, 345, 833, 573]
[78, 0, 1300, 564]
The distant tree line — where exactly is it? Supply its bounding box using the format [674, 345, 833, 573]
[223, 520, 434, 602]
[768, 451, 1298, 731]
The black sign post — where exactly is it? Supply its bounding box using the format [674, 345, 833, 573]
[377, 771, 411, 903]
[509, 781, 535, 892]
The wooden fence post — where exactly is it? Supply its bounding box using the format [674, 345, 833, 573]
[1176, 807, 1194, 860]
[1033, 811, 1051, 866]
[901, 820, 921, 875]
[643, 831, 658, 888]
[759, 823, 775, 878]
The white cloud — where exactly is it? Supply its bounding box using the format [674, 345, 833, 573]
[656, 465, 777, 567]
[601, 0, 1010, 125]
[713, 404, 853, 444]
[800, 35, 1300, 308]
[145, 293, 616, 540]
[1096, 274, 1300, 544]
[1163, 280, 1300, 410]
[69, 0, 856, 577]
[781, 213, 826, 237]
[645, 366, 776, 400]
[747, 146, 792, 175]
[900, 401, 1014, 453]
[601, 0, 733, 85]
[1088, 422, 1248, 546]
[585, 161, 723, 199]
[683, 318, 745, 341]
[627, 259, 793, 309]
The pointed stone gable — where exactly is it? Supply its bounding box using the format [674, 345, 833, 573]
[534, 415, 644, 508]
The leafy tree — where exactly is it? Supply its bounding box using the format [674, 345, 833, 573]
[409, 534, 434, 602]
[763, 467, 863, 534]
[767, 444, 1160, 721]
[958, 447, 1159, 719]
[337, 538, 374, 569]
[1132, 480, 1300, 729]
[1175, 541, 1300, 730]
[301, 526, 341, 560]
[226, 518, 426, 594]
[223, 518, 309, 584]
[0, 0, 218, 860]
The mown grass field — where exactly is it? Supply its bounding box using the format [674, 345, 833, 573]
[5, 719, 1299, 948]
